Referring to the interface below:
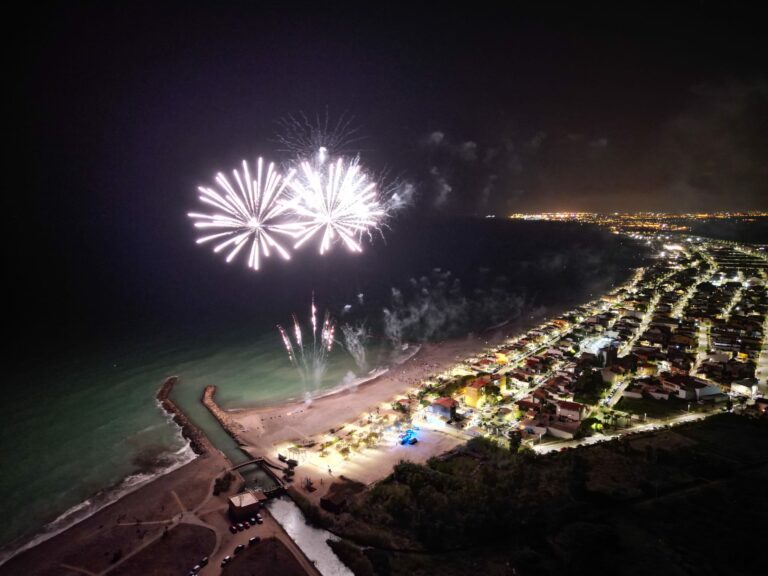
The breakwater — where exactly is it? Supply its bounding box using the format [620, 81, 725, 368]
[156, 376, 209, 455]
[202, 385, 247, 445]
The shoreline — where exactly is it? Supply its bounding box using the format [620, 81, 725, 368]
[0, 437, 199, 569]
[0, 443, 198, 569]
[224, 282, 633, 500]
[0, 377, 206, 569]
[232, 309, 556, 453]
[1, 266, 632, 568]
[210, 345, 422, 414]
[225, 308, 570, 506]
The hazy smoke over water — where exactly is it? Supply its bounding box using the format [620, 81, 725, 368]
[381, 269, 539, 348]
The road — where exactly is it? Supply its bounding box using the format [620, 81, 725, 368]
[534, 410, 711, 454]
[756, 316, 768, 388]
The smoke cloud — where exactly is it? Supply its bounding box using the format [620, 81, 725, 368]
[410, 80, 766, 214]
[381, 269, 537, 348]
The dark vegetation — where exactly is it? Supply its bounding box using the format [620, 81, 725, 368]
[213, 471, 234, 495]
[327, 414, 768, 576]
[328, 539, 376, 576]
[616, 395, 700, 420]
[573, 366, 610, 405]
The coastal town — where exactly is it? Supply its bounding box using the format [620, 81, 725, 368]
[254, 234, 767, 492]
[508, 210, 768, 235]
[4, 229, 766, 576]
[199, 230, 766, 572]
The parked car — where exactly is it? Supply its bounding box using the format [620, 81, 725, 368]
[229, 525, 237, 534]
[249, 536, 261, 546]
[236, 523, 245, 531]
[234, 543, 245, 555]
[221, 555, 232, 567]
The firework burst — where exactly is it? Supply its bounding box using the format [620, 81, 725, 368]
[188, 157, 300, 270]
[287, 156, 385, 254]
[274, 110, 364, 159]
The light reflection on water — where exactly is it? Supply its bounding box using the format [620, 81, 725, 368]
[268, 496, 353, 576]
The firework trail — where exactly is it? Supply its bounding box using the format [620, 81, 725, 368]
[188, 157, 300, 270]
[277, 295, 336, 401]
[286, 156, 385, 254]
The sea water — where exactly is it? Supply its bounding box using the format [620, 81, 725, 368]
[0, 326, 374, 564]
[268, 496, 354, 576]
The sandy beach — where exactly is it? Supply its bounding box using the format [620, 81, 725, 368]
[235, 336, 504, 449]
[230, 322, 533, 503]
[0, 446, 227, 576]
[0, 307, 556, 575]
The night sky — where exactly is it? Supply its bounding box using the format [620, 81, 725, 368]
[11, 3, 767, 360]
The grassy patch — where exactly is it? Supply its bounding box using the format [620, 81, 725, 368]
[615, 396, 687, 419]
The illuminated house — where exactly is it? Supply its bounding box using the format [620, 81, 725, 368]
[731, 378, 757, 397]
[228, 489, 268, 521]
[491, 372, 507, 392]
[554, 400, 588, 422]
[464, 377, 489, 408]
[427, 397, 458, 421]
[660, 373, 722, 400]
[637, 362, 658, 377]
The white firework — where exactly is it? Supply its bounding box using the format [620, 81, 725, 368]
[277, 295, 336, 402]
[188, 158, 299, 270]
[287, 156, 385, 254]
[274, 110, 363, 158]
